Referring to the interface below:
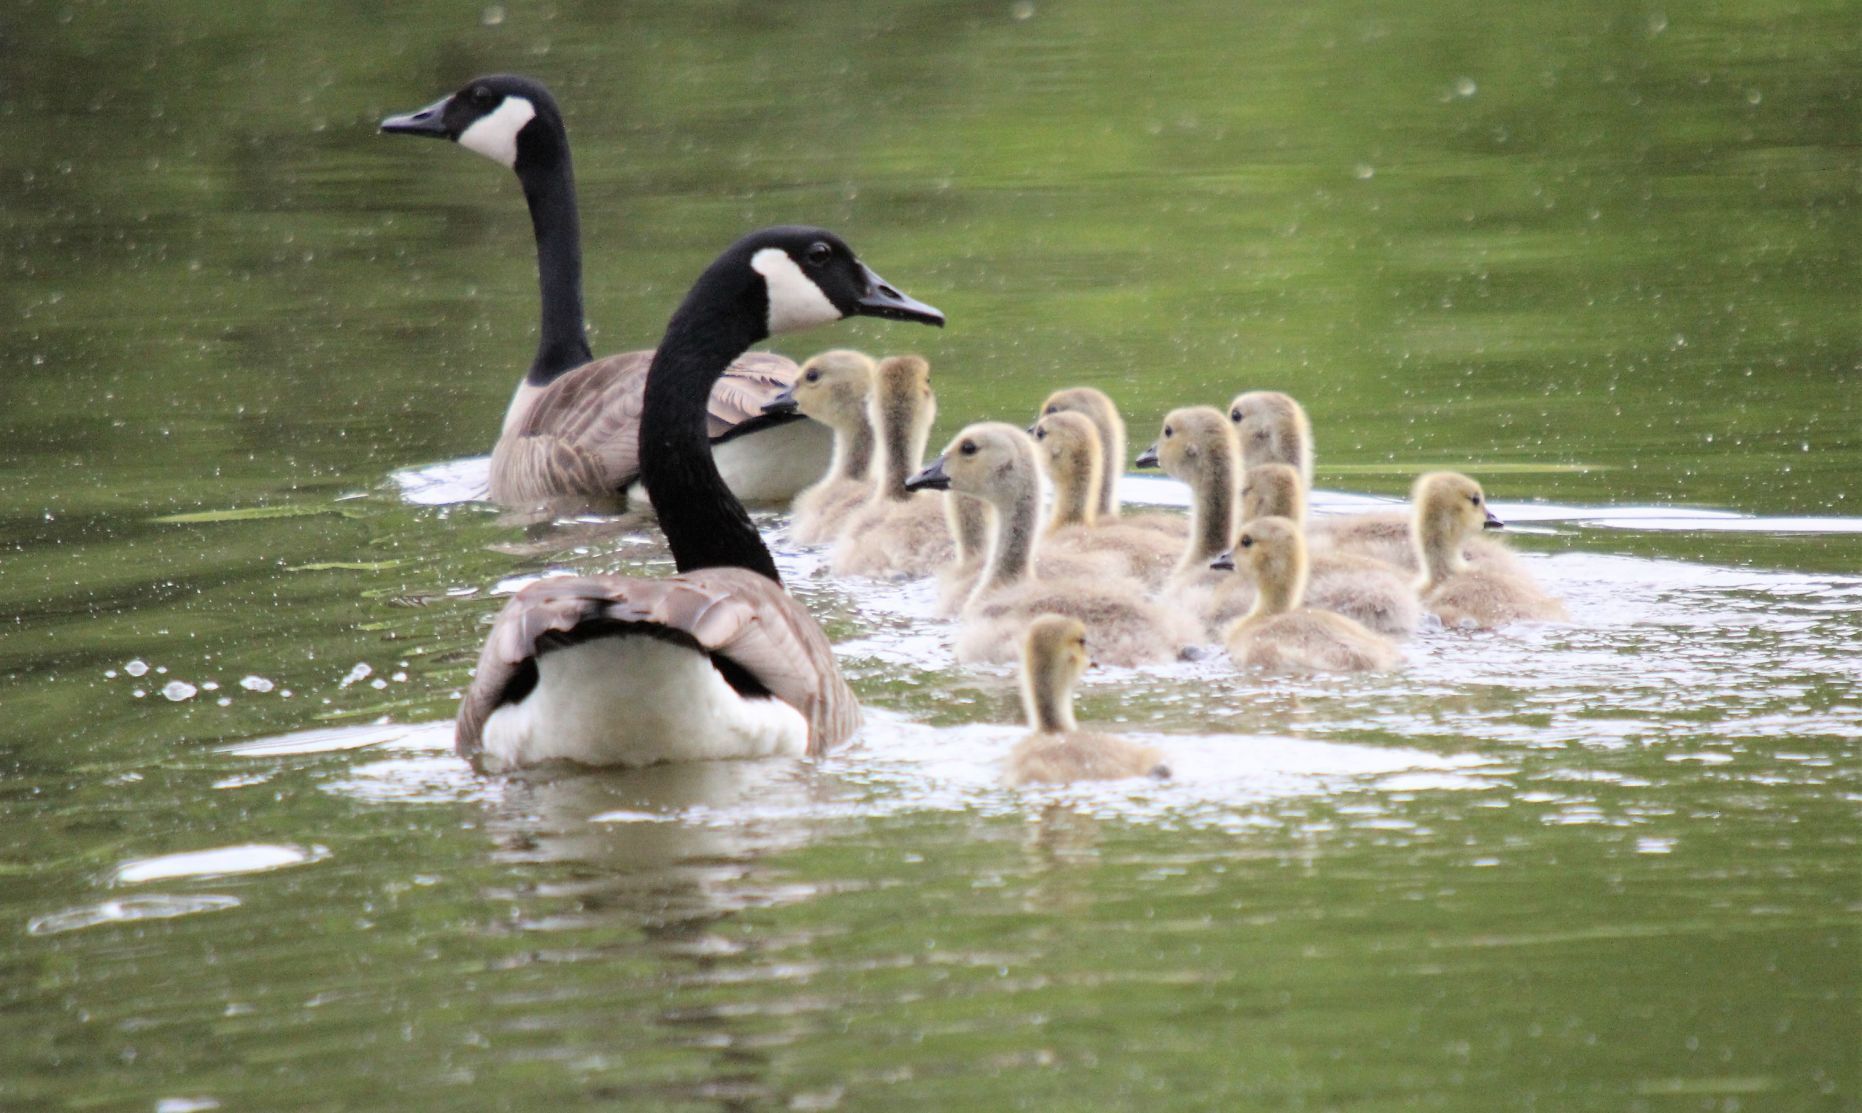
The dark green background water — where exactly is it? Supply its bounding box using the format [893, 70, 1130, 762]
[2, 1, 1857, 1110]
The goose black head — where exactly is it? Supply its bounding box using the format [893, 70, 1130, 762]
[381, 74, 565, 170]
[732, 226, 944, 336]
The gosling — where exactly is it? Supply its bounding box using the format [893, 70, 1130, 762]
[1221, 517, 1404, 673]
[1241, 463, 1420, 637]
[1005, 615, 1172, 787]
[1135, 406, 1255, 639]
[1035, 386, 1186, 539]
[830, 355, 954, 578]
[1412, 472, 1567, 628]
[765, 349, 876, 545]
[1033, 410, 1181, 586]
[906, 423, 1197, 667]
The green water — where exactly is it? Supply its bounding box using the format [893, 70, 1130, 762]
[2, 1, 1857, 1110]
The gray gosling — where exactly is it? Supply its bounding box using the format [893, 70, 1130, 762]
[1005, 615, 1172, 787]
[1241, 463, 1420, 637]
[906, 423, 1198, 667]
[1220, 517, 1404, 674]
[1412, 472, 1567, 628]
[1036, 386, 1187, 540]
[766, 349, 876, 545]
[1033, 411, 1182, 587]
[830, 355, 954, 578]
[1228, 389, 1518, 575]
[1136, 406, 1255, 639]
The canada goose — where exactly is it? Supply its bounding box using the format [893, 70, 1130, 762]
[454, 227, 943, 770]
[1225, 389, 1516, 575]
[905, 424, 1197, 667]
[1238, 463, 1420, 637]
[1130, 406, 1255, 638]
[1412, 472, 1567, 628]
[1219, 517, 1403, 673]
[829, 355, 955, 578]
[761, 349, 876, 545]
[1035, 387, 1187, 539]
[1004, 615, 1171, 787]
[934, 488, 1125, 618]
[1031, 411, 1181, 586]
[382, 75, 830, 508]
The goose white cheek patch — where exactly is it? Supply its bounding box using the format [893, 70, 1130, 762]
[752, 248, 842, 334]
[457, 96, 538, 167]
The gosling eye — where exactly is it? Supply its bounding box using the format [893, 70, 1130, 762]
[1239, 535, 1254, 548]
[803, 369, 820, 383]
[1469, 494, 1482, 506]
[1162, 425, 1174, 438]
[959, 440, 978, 457]
[804, 241, 833, 267]
[1034, 427, 1047, 440]
[1229, 408, 1243, 422]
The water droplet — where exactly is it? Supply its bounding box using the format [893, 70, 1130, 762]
[124, 659, 150, 677]
[1454, 77, 1477, 98]
[480, 3, 505, 26]
[161, 680, 198, 702]
[239, 675, 274, 692]
[1010, 0, 1035, 19]
[1353, 163, 1375, 180]
[339, 662, 372, 688]
[1746, 88, 1762, 105]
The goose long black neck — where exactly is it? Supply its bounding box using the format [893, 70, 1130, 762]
[514, 130, 593, 385]
[638, 273, 781, 583]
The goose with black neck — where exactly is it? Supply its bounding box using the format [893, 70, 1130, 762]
[381, 74, 832, 509]
[455, 227, 943, 771]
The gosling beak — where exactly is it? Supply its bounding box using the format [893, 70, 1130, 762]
[854, 262, 945, 327]
[380, 96, 453, 139]
[761, 386, 799, 415]
[1024, 422, 1039, 436]
[1134, 444, 1160, 469]
[904, 455, 951, 492]
[1483, 507, 1504, 530]
[1210, 550, 1235, 572]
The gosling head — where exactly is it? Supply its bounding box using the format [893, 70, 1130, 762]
[1412, 471, 1504, 544]
[1136, 406, 1234, 479]
[1036, 386, 1118, 429]
[762, 349, 875, 419]
[1022, 614, 1091, 732]
[904, 422, 1033, 502]
[871, 354, 935, 421]
[1241, 463, 1306, 522]
[1228, 515, 1308, 611]
[381, 74, 566, 171]
[1031, 410, 1103, 485]
[1227, 390, 1312, 474]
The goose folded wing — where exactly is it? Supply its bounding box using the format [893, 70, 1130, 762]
[455, 569, 858, 763]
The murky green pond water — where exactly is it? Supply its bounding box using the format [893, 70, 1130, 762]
[2, 1, 1857, 1110]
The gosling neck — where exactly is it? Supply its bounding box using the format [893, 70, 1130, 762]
[1022, 661, 1078, 734]
[1045, 451, 1100, 533]
[1415, 510, 1469, 591]
[1178, 448, 1238, 574]
[1093, 410, 1125, 519]
[830, 407, 876, 485]
[873, 390, 932, 502]
[977, 460, 1041, 597]
[1245, 550, 1306, 622]
[948, 492, 989, 566]
[513, 128, 594, 386]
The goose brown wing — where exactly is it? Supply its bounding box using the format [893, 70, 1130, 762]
[495, 351, 801, 498]
[455, 568, 858, 766]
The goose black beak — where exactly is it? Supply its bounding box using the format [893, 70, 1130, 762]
[1210, 550, 1236, 572]
[762, 386, 800, 415]
[1483, 507, 1505, 530]
[904, 455, 951, 492]
[1134, 444, 1161, 469]
[380, 96, 453, 139]
[854, 263, 944, 327]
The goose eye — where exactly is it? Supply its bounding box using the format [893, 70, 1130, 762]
[1043, 405, 1058, 415]
[1229, 408, 1243, 422]
[1469, 494, 1482, 506]
[1034, 427, 1047, 440]
[471, 85, 494, 105]
[1240, 535, 1254, 548]
[1163, 426, 1174, 438]
[804, 241, 833, 267]
[959, 440, 978, 456]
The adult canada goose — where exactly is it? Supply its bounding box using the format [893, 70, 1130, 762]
[1218, 516, 1404, 674]
[1034, 387, 1187, 540]
[1238, 463, 1420, 638]
[1005, 615, 1171, 787]
[1031, 411, 1180, 586]
[381, 74, 830, 508]
[454, 226, 943, 771]
[906, 423, 1196, 667]
[1412, 472, 1567, 628]
[829, 355, 955, 578]
[1226, 389, 1517, 575]
[761, 349, 877, 545]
